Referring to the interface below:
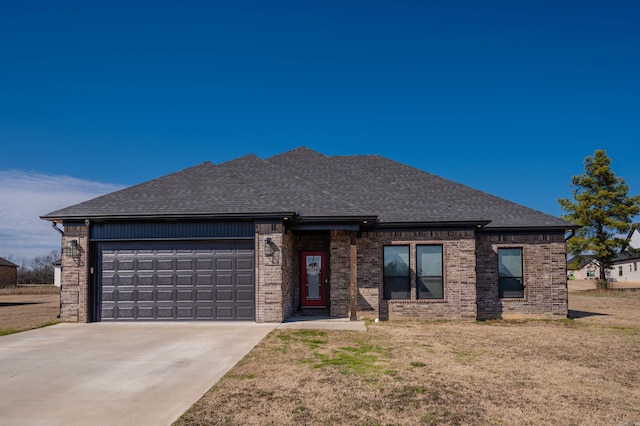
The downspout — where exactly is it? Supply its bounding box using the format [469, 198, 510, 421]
[52, 221, 64, 236]
[52, 222, 64, 318]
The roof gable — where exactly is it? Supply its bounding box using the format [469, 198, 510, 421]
[42, 147, 574, 229]
[0, 257, 18, 268]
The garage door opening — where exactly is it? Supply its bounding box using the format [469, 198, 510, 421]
[96, 240, 254, 321]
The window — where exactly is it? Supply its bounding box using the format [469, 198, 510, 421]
[635, 262, 637, 272]
[586, 270, 595, 278]
[417, 245, 443, 299]
[498, 248, 523, 298]
[384, 246, 410, 299]
[619, 266, 623, 277]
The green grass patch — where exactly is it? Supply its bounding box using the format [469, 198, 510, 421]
[410, 361, 427, 368]
[311, 343, 386, 376]
[452, 348, 483, 364]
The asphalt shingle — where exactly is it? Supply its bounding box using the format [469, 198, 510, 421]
[42, 147, 573, 229]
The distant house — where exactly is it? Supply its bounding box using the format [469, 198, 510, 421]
[609, 253, 640, 283]
[0, 257, 18, 288]
[53, 259, 62, 288]
[42, 147, 576, 323]
[621, 223, 640, 252]
[567, 257, 601, 280]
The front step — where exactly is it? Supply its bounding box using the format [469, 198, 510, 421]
[298, 307, 330, 316]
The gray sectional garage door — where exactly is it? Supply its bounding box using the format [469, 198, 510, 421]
[98, 241, 254, 320]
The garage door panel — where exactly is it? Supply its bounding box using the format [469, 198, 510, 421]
[196, 259, 213, 270]
[237, 273, 253, 286]
[216, 274, 233, 286]
[137, 291, 154, 302]
[236, 258, 253, 270]
[157, 290, 174, 301]
[137, 275, 154, 285]
[216, 259, 233, 270]
[197, 307, 214, 318]
[157, 274, 173, 285]
[99, 241, 254, 320]
[236, 289, 253, 301]
[177, 307, 194, 319]
[216, 306, 233, 319]
[236, 306, 254, 320]
[216, 289, 233, 301]
[196, 274, 212, 285]
[176, 259, 194, 270]
[196, 289, 213, 300]
[177, 290, 194, 301]
[117, 260, 134, 270]
[176, 274, 194, 285]
[156, 259, 174, 270]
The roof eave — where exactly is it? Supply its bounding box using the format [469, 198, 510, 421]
[40, 211, 299, 222]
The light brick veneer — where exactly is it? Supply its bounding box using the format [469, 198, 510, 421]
[60, 224, 90, 322]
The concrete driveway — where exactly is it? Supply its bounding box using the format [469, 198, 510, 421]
[0, 322, 276, 426]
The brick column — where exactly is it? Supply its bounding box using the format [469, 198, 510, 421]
[60, 224, 90, 322]
[255, 221, 285, 322]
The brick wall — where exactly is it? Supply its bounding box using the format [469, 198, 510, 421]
[476, 233, 567, 319]
[255, 221, 286, 322]
[0, 265, 17, 288]
[60, 224, 90, 322]
[329, 230, 351, 317]
[357, 230, 477, 321]
[281, 229, 296, 319]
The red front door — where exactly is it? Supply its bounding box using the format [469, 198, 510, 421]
[301, 252, 327, 307]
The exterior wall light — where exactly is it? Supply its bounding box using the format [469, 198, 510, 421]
[66, 239, 80, 260]
[264, 237, 279, 258]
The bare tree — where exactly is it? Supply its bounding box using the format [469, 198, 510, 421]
[16, 250, 60, 284]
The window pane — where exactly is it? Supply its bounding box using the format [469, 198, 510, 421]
[384, 277, 410, 299]
[418, 277, 443, 299]
[498, 248, 522, 278]
[499, 277, 523, 298]
[417, 245, 442, 277]
[384, 246, 409, 277]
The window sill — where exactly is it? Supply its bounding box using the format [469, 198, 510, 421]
[387, 299, 447, 304]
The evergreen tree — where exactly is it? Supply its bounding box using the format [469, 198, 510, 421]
[559, 150, 640, 287]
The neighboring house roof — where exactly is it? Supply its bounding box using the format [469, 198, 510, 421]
[42, 147, 575, 230]
[620, 223, 640, 252]
[0, 257, 18, 268]
[611, 252, 640, 264]
[567, 256, 599, 270]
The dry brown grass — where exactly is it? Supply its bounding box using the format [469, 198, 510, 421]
[0, 287, 60, 335]
[0, 285, 60, 295]
[176, 292, 640, 426]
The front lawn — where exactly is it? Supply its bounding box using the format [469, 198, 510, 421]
[176, 291, 640, 425]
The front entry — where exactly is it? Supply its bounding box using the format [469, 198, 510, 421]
[301, 251, 327, 307]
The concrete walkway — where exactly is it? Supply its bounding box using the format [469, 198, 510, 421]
[278, 316, 367, 331]
[0, 322, 277, 426]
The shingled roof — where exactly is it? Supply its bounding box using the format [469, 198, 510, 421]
[0, 257, 18, 268]
[42, 147, 574, 230]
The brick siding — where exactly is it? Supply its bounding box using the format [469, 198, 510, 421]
[476, 232, 568, 319]
[60, 224, 90, 322]
[54, 221, 567, 323]
[0, 265, 17, 288]
[355, 230, 478, 321]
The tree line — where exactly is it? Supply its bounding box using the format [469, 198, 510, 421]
[4, 250, 60, 285]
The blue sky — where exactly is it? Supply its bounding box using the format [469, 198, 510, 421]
[1, 1, 638, 260]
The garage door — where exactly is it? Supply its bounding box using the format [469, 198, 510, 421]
[98, 241, 254, 321]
